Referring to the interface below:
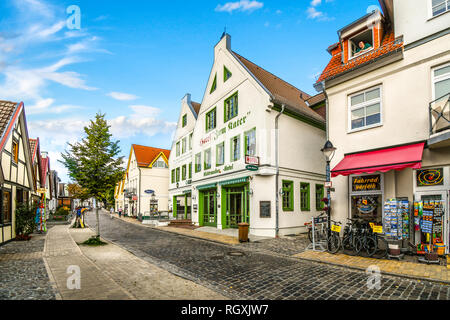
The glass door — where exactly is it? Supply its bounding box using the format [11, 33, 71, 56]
[416, 191, 448, 254]
[225, 187, 249, 228]
[202, 190, 217, 226]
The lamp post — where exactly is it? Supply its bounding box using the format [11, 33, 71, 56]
[321, 140, 336, 241]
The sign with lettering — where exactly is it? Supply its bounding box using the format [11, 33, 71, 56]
[246, 165, 259, 172]
[260, 201, 271, 218]
[352, 175, 381, 192]
[144, 190, 154, 194]
[245, 155, 259, 165]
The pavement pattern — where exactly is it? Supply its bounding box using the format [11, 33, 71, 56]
[86, 210, 450, 300]
[0, 233, 57, 300]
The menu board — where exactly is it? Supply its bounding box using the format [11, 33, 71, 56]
[260, 201, 271, 218]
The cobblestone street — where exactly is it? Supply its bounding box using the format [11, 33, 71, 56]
[86, 210, 450, 300]
[0, 233, 57, 300]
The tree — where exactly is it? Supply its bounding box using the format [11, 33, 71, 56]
[60, 113, 124, 237]
[67, 183, 90, 201]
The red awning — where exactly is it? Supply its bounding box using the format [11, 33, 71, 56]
[331, 142, 425, 178]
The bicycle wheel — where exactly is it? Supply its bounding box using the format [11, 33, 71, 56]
[327, 233, 341, 254]
[375, 236, 388, 259]
[354, 237, 363, 255]
[365, 237, 377, 257]
[307, 228, 313, 243]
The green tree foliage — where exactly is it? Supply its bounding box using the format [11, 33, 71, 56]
[15, 202, 38, 237]
[60, 113, 124, 236]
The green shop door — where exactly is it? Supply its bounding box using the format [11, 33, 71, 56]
[224, 186, 249, 229]
[199, 189, 217, 227]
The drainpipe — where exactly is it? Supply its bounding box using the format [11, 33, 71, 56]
[275, 104, 285, 238]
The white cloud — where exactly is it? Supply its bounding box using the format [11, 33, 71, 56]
[107, 92, 139, 101]
[311, 0, 322, 6]
[306, 0, 334, 21]
[215, 1, 264, 13]
[307, 7, 324, 19]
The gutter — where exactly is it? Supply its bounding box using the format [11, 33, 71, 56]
[274, 104, 285, 238]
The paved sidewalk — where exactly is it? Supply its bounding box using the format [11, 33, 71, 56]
[44, 223, 226, 300]
[0, 233, 57, 300]
[295, 251, 450, 284]
[44, 225, 133, 300]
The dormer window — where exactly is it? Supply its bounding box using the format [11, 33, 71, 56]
[349, 29, 373, 59]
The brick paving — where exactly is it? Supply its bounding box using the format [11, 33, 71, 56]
[86, 210, 450, 300]
[0, 234, 57, 300]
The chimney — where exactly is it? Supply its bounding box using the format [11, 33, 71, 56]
[41, 151, 48, 158]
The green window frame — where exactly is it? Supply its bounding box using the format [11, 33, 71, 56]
[176, 167, 180, 182]
[189, 133, 193, 150]
[300, 183, 310, 211]
[244, 127, 256, 157]
[204, 148, 212, 170]
[315, 184, 325, 210]
[182, 165, 186, 181]
[282, 180, 294, 211]
[195, 153, 201, 173]
[182, 137, 187, 154]
[224, 66, 232, 82]
[210, 74, 217, 93]
[176, 141, 180, 157]
[224, 92, 238, 122]
[205, 107, 217, 132]
[188, 163, 192, 179]
[171, 169, 175, 183]
[216, 142, 224, 166]
[230, 135, 240, 162]
[182, 114, 187, 127]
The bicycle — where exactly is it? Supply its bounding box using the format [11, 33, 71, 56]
[327, 220, 342, 254]
[355, 221, 379, 257]
[341, 218, 363, 255]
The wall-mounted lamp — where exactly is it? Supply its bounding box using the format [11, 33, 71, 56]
[248, 189, 254, 196]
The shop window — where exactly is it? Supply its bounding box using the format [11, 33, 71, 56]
[315, 184, 324, 210]
[206, 108, 217, 132]
[182, 137, 187, 154]
[176, 141, 180, 157]
[224, 66, 232, 82]
[188, 163, 192, 179]
[349, 86, 382, 131]
[244, 128, 256, 157]
[12, 141, 19, 163]
[1, 190, 12, 224]
[182, 114, 187, 127]
[348, 29, 373, 59]
[204, 148, 212, 170]
[433, 63, 450, 99]
[230, 135, 240, 162]
[171, 169, 175, 183]
[431, 0, 449, 17]
[210, 74, 217, 94]
[195, 153, 201, 173]
[282, 180, 294, 211]
[224, 92, 238, 122]
[351, 194, 383, 222]
[300, 183, 310, 211]
[182, 165, 186, 181]
[216, 142, 224, 166]
[176, 167, 180, 182]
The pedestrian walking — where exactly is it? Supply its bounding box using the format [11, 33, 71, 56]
[118, 208, 122, 218]
[110, 207, 114, 219]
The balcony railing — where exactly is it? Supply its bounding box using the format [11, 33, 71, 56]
[429, 93, 450, 135]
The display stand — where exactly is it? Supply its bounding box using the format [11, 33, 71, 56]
[416, 200, 443, 264]
[384, 198, 410, 260]
[306, 216, 327, 252]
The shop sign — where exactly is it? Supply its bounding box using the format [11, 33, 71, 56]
[224, 164, 234, 171]
[416, 168, 444, 187]
[204, 169, 221, 177]
[245, 155, 259, 165]
[325, 181, 332, 188]
[246, 165, 259, 172]
[351, 175, 381, 192]
[144, 190, 154, 194]
[37, 188, 46, 194]
[132, 195, 138, 201]
[227, 115, 247, 131]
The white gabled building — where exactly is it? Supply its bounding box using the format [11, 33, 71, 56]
[169, 34, 327, 237]
[168, 94, 201, 220]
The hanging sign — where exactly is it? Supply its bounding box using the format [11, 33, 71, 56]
[37, 188, 46, 194]
[416, 168, 444, 186]
[331, 225, 341, 233]
[245, 155, 259, 165]
[144, 190, 155, 194]
[132, 195, 138, 201]
[246, 165, 259, 171]
[352, 175, 381, 192]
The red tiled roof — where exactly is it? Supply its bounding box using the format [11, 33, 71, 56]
[232, 51, 325, 122]
[40, 156, 50, 183]
[132, 144, 170, 167]
[29, 138, 39, 162]
[191, 101, 201, 115]
[316, 31, 403, 83]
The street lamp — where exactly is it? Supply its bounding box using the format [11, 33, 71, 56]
[321, 140, 336, 242]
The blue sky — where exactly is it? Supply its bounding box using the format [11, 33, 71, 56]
[0, 0, 380, 182]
